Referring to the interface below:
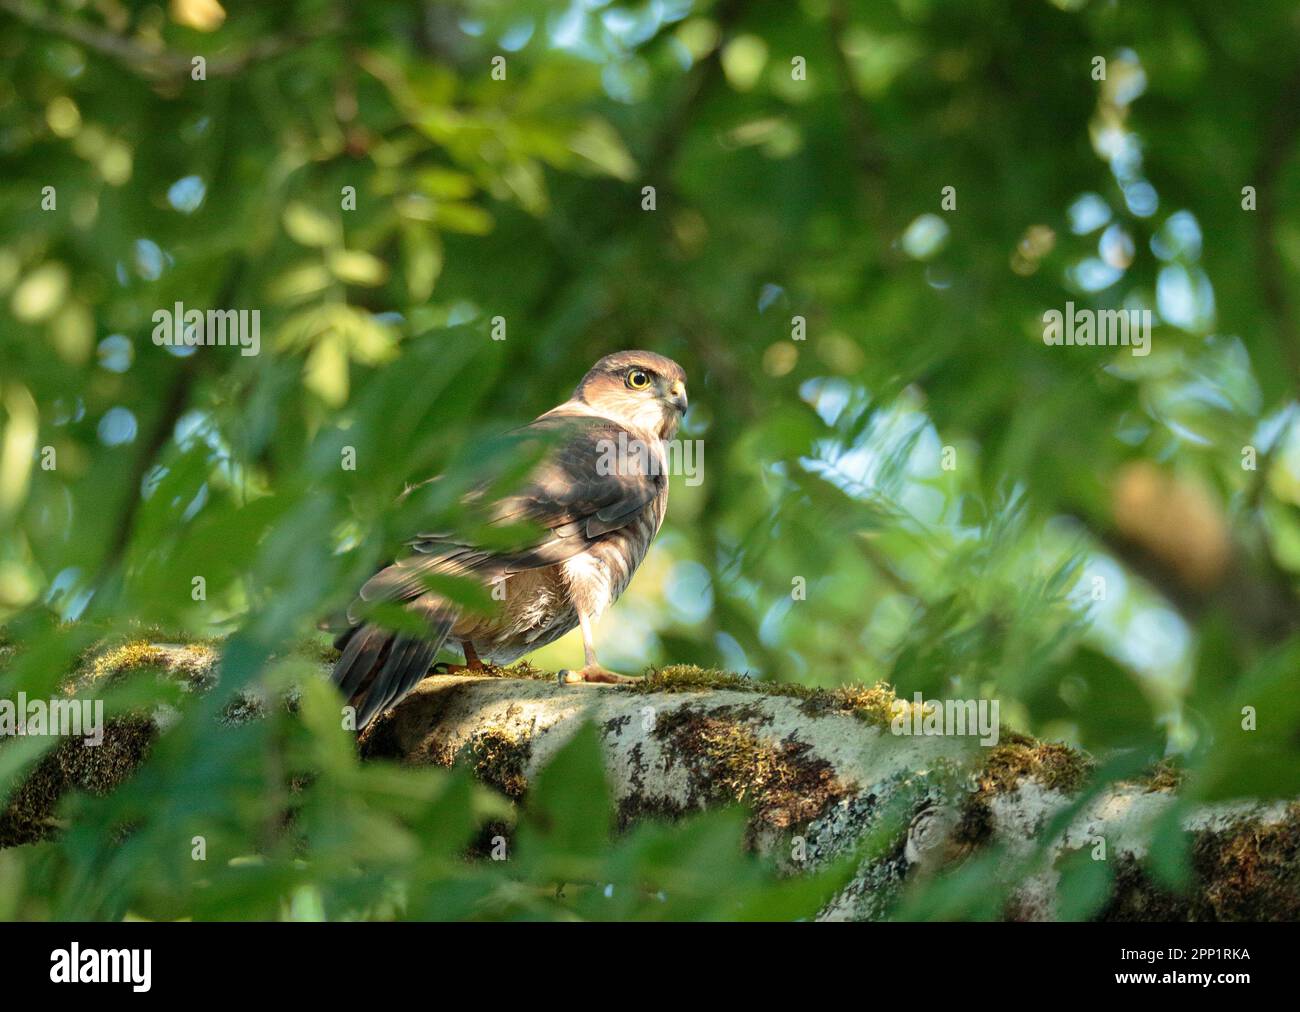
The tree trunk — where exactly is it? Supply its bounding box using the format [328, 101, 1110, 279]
[3, 642, 1297, 920]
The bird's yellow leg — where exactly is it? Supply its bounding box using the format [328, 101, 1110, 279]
[558, 609, 641, 685]
[435, 640, 487, 674]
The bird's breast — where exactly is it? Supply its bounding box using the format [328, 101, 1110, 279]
[587, 507, 659, 601]
[459, 471, 668, 665]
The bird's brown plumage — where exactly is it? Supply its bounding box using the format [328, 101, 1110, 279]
[332, 350, 688, 727]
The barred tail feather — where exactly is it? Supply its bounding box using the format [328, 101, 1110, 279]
[331, 612, 454, 729]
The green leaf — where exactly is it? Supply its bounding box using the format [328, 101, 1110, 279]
[568, 118, 637, 181]
[516, 722, 611, 875]
[402, 226, 443, 302]
[305, 330, 350, 406]
[327, 249, 389, 287]
[432, 202, 494, 235]
[282, 202, 340, 248]
[266, 262, 333, 304]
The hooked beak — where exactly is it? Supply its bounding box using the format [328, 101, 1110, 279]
[667, 380, 688, 414]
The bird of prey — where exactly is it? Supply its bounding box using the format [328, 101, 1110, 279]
[331, 350, 688, 728]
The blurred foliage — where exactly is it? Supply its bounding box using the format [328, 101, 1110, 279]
[2, 0, 1300, 919]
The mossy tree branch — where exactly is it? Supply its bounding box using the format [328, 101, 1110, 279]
[2, 641, 1297, 921]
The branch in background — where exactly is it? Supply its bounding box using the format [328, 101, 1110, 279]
[1253, 64, 1300, 391]
[96, 358, 198, 580]
[93, 258, 248, 593]
[643, 0, 747, 181]
[826, 0, 888, 215]
[0, 0, 336, 81]
[825, 0, 899, 277]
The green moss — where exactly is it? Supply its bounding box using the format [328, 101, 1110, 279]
[622, 666, 901, 732]
[290, 633, 342, 666]
[494, 660, 550, 682]
[79, 640, 217, 690]
[954, 731, 1095, 848]
[1192, 803, 1300, 920]
[85, 642, 174, 682]
[0, 639, 225, 848]
[1134, 757, 1186, 794]
[438, 724, 533, 798]
[626, 664, 757, 693]
[652, 703, 849, 830]
[66, 625, 216, 670]
[1098, 804, 1300, 922]
[975, 731, 1094, 797]
[468, 726, 531, 797]
[0, 716, 157, 848]
[793, 682, 901, 729]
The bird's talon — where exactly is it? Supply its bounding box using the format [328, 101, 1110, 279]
[558, 665, 641, 685]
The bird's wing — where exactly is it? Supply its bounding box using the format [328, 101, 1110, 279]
[353, 413, 664, 610]
[334, 413, 663, 727]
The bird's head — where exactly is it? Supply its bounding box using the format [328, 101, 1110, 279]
[572, 350, 688, 439]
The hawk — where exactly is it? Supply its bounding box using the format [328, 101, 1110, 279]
[331, 350, 688, 728]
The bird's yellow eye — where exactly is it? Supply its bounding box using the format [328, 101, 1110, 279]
[626, 369, 651, 390]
